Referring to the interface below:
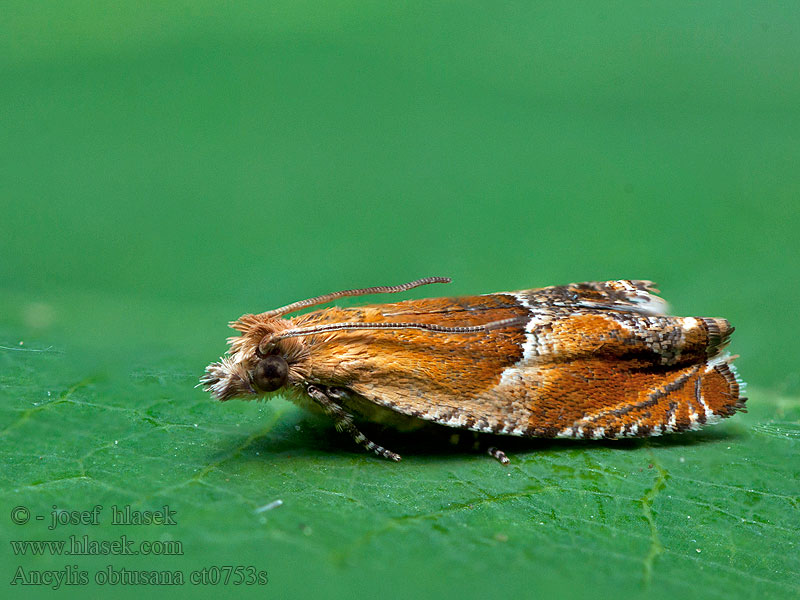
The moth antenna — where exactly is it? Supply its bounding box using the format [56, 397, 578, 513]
[260, 276, 452, 318]
[271, 316, 527, 341]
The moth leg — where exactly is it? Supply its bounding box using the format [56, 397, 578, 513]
[487, 446, 510, 466]
[306, 385, 402, 462]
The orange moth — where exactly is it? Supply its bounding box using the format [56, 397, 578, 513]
[201, 277, 745, 463]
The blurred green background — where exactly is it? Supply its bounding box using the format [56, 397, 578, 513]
[2, 2, 798, 599]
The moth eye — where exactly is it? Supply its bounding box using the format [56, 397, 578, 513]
[252, 355, 289, 392]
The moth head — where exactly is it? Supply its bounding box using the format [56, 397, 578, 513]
[200, 313, 307, 401]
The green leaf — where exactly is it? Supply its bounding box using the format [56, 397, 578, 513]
[2, 337, 798, 599]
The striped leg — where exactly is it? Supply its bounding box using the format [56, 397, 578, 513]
[306, 385, 402, 462]
[487, 446, 510, 465]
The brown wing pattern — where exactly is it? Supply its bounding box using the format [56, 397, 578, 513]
[297, 280, 745, 439]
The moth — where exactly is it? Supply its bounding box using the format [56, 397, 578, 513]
[201, 277, 746, 462]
